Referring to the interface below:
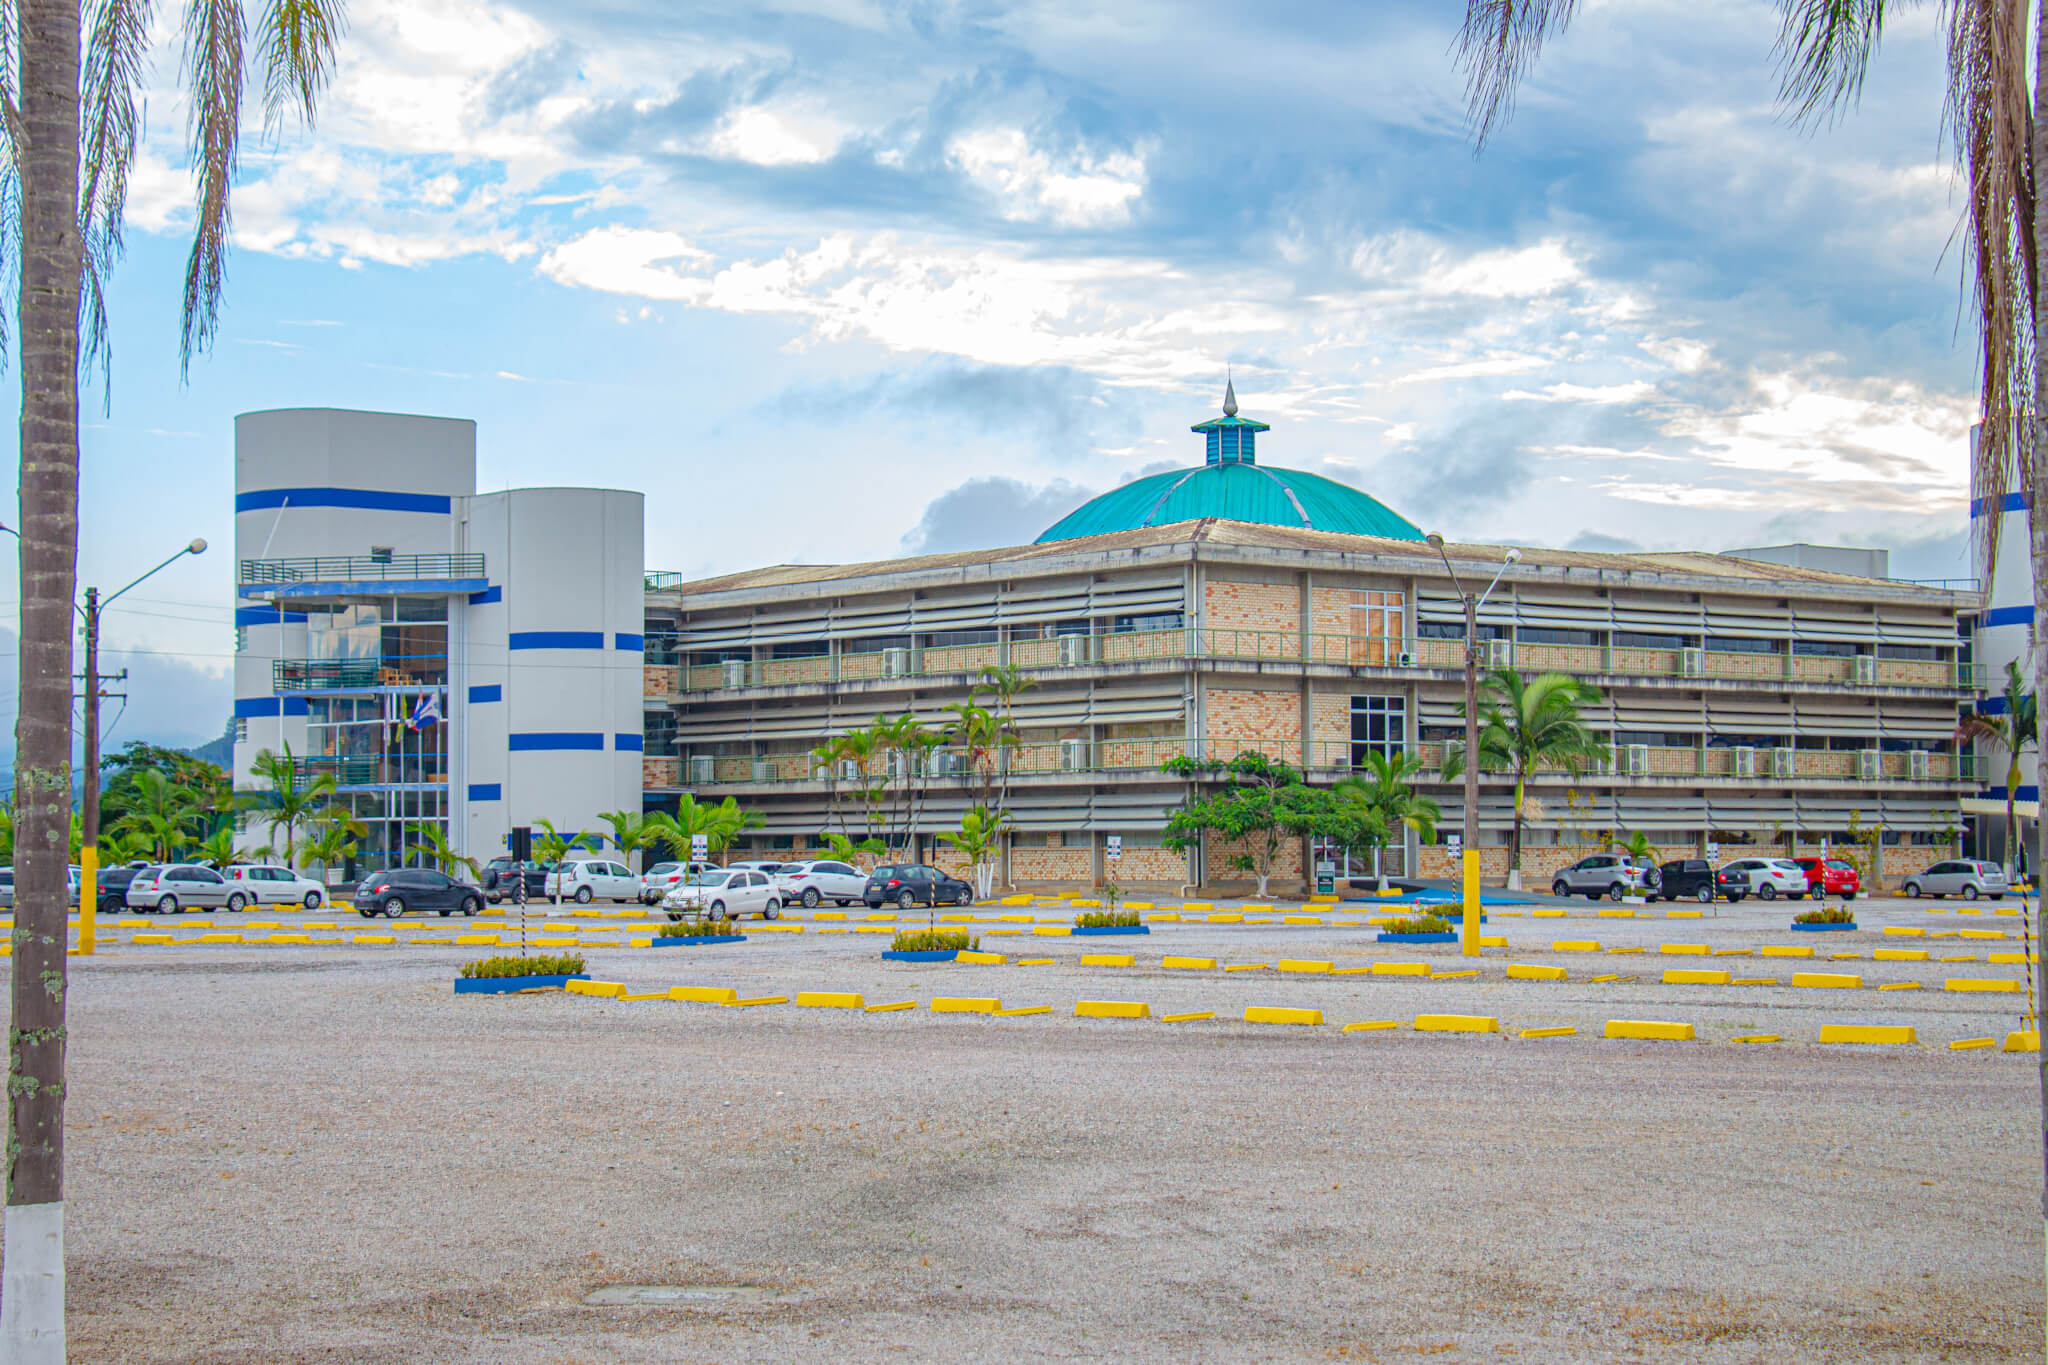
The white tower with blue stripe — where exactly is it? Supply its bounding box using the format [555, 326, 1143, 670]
[233, 408, 644, 878]
[1971, 422, 2035, 860]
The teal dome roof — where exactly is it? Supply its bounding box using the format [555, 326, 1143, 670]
[1035, 383, 1425, 544]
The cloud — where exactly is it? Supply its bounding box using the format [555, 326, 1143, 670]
[900, 476, 1099, 554]
[0, 628, 231, 777]
[1566, 532, 1643, 553]
[766, 360, 1122, 449]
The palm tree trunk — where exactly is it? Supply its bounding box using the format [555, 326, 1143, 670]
[2030, 0, 2048, 1341]
[2, 5, 81, 1359]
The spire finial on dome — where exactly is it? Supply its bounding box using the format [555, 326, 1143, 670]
[1222, 370, 1238, 417]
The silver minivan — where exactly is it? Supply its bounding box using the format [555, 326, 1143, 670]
[1902, 859, 2009, 901]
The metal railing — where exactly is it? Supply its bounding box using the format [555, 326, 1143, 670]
[272, 657, 449, 691]
[292, 755, 448, 787]
[644, 737, 1975, 789]
[239, 553, 486, 585]
[645, 571, 687, 590]
[657, 627, 1984, 695]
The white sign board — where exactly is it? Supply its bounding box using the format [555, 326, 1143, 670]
[1705, 842, 1720, 860]
[1446, 835, 1463, 851]
[1106, 835, 1122, 861]
[691, 833, 709, 859]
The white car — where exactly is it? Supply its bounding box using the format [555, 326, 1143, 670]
[726, 860, 791, 876]
[1716, 858, 1810, 902]
[544, 857, 641, 904]
[221, 864, 327, 910]
[639, 861, 722, 905]
[661, 869, 782, 922]
[774, 859, 869, 908]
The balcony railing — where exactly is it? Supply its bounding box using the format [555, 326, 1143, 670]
[645, 571, 687, 590]
[292, 755, 448, 787]
[657, 628, 1983, 696]
[643, 738, 1974, 789]
[273, 658, 449, 691]
[239, 553, 485, 585]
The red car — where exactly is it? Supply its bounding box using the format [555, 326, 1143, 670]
[1792, 857, 1861, 899]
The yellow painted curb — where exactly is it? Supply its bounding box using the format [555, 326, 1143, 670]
[1945, 977, 2021, 993]
[1819, 1024, 1917, 1045]
[796, 991, 865, 1009]
[1883, 927, 1926, 938]
[1478, 934, 1508, 947]
[1342, 1020, 1400, 1032]
[1532, 908, 1567, 919]
[1663, 969, 1732, 986]
[1519, 1026, 1577, 1039]
[1760, 945, 1814, 958]
[131, 933, 173, 945]
[725, 996, 788, 1007]
[1507, 963, 1567, 981]
[1959, 929, 2009, 940]
[1430, 969, 1478, 979]
[1372, 961, 1430, 977]
[864, 1000, 916, 1013]
[1160, 1011, 1215, 1022]
[995, 1004, 1052, 1016]
[670, 986, 739, 1005]
[1414, 1013, 1498, 1034]
[566, 981, 625, 998]
[1244, 1006, 1322, 1026]
[1874, 948, 1930, 962]
[1877, 982, 1924, 991]
[2006, 1030, 2041, 1053]
[1283, 915, 1321, 925]
[1224, 963, 1271, 972]
[1081, 954, 1135, 967]
[1146, 913, 1181, 922]
[1952, 1037, 1997, 1050]
[1990, 951, 2037, 964]
[1791, 972, 1862, 989]
[1665, 910, 1704, 919]
[1032, 926, 1073, 937]
[951, 950, 1004, 965]
[1596, 908, 1635, 919]
[1075, 999, 1151, 1019]
[1660, 944, 1712, 956]
[1206, 913, 1244, 924]
[1016, 957, 1055, 966]
[1552, 939, 1601, 952]
[1278, 959, 1333, 974]
[1731, 1034, 1782, 1044]
[1163, 955, 1217, 970]
[1604, 1019, 1696, 1041]
[932, 996, 1000, 1014]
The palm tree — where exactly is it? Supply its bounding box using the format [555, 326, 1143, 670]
[195, 828, 239, 870]
[244, 745, 339, 873]
[112, 770, 203, 863]
[648, 796, 724, 864]
[597, 809, 655, 874]
[299, 806, 365, 886]
[406, 822, 481, 880]
[8, 9, 349, 1342]
[704, 797, 763, 861]
[1957, 658, 2039, 881]
[1333, 751, 1441, 891]
[975, 664, 1034, 809]
[940, 805, 1007, 901]
[1442, 668, 1607, 883]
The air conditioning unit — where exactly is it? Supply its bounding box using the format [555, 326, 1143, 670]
[1625, 744, 1649, 777]
[1734, 746, 1757, 778]
[1771, 747, 1796, 779]
[882, 647, 910, 678]
[1485, 638, 1513, 667]
[721, 659, 748, 688]
[1059, 738, 1090, 771]
[1680, 647, 1704, 677]
[1853, 654, 1877, 684]
[1058, 635, 1087, 666]
[1395, 650, 1416, 667]
[1857, 748, 1882, 780]
[751, 759, 774, 782]
[1909, 749, 1930, 780]
[689, 756, 717, 785]
[838, 759, 859, 781]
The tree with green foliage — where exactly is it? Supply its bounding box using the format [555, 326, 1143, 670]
[1334, 751, 1441, 891]
[1163, 751, 1325, 897]
[112, 770, 203, 863]
[100, 741, 235, 843]
[1956, 658, 2038, 881]
[1442, 668, 1607, 881]
[243, 744, 339, 872]
[822, 831, 887, 872]
[407, 822, 482, 880]
[596, 808, 657, 874]
[940, 805, 1007, 901]
[196, 828, 240, 870]
[298, 806, 365, 886]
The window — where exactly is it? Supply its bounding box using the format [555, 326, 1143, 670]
[1110, 613, 1182, 634]
[1517, 627, 1600, 647]
[1705, 636, 1779, 654]
[927, 629, 1000, 647]
[1612, 730, 1698, 748]
[1350, 696, 1407, 767]
[1046, 619, 1093, 637]
[1792, 639, 1858, 657]
[842, 635, 912, 654]
[1878, 644, 1939, 660]
[1347, 591, 1404, 663]
[1417, 620, 1505, 641]
[1613, 631, 1690, 649]
[769, 640, 830, 658]
[234, 717, 248, 743]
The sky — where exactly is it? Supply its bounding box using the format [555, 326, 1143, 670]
[0, 0, 1986, 753]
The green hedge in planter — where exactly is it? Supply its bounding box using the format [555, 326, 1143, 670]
[658, 920, 738, 938]
[459, 952, 587, 979]
[1793, 905, 1855, 925]
[1075, 909, 1141, 928]
[1381, 915, 1452, 935]
[890, 928, 979, 953]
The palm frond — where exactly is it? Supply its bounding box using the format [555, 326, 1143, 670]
[1455, 0, 1581, 150]
[179, 0, 246, 376]
[256, 0, 343, 131]
[1772, 0, 1896, 127]
[80, 0, 153, 400]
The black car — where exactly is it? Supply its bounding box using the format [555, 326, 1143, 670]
[480, 857, 547, 904]
[353, 868, 485, 919]
[1655, 859, 1719, 903]
[862, 864, 974, 909]
[97, 860, 154, 898]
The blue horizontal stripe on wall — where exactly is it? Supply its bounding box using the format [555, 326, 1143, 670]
[467, 783, 501, 802]
[233, 696, 308, 718]
[615, 733, 643, 751]
[235, 487, 454, 515]
[282, 696, 308, 717]
[235, 605, 308, 627]
[1984, 785, 2041, 803]
[614, 633, 644, 652]
[1970, 491, 2030, 519]
[1982, 604, 2034, 628]
[509, 631, 604, 650]
[468, 684, 502, 703]
[1979, 696, 2009, 715]
[509, 732, 604, 751]
[469, 585, 501, 605]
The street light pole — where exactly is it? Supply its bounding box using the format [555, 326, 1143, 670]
[1426, 535, 1520, 958]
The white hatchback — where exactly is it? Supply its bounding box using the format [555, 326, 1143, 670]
[1716, 858, 1810, 902]
[661, 869, 782, 922]
[639, 861, 722, 904]
[544, 858, 641, 904]
[222, 864, 328, 910]
[774, 859, 869, 908]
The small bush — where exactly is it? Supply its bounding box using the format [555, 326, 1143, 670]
[658, 919, 739, 938]
[1382, 915, 1453, 935]
[890, 929, 978, 953]
[459, 953, 586, 979]
[1794, 905, 1856, 925]
[1075, 909, 1141, 928]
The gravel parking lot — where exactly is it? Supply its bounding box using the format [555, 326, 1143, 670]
[36, 890, 2048, 1362]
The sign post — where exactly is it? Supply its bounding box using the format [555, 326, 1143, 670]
[692, 833, 709, 861]
[1106, 835, 1122, 862]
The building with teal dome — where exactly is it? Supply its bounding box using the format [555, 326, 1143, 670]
[1036, 382, 1425, 543]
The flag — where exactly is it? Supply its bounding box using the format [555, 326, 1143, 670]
[408, 692, 443, 731]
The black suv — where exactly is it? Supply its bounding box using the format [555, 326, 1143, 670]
[97, 860, 154, 899]
[1655, 859, 1719, 903]
[353, 868, 485, 918]
[480, 857, 547, 904]
[862, 864, 974, 909]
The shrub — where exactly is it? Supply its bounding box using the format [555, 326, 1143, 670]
[1794, 905, 1856, 925]
[458, 953, 586, 979]
[890, 928, 977, 953]
[658, 919, 739, 938]
[1075, 909, 1140, 928]
[1382, 915, 1453, 934]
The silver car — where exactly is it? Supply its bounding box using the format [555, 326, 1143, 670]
[126, 863, 232, 913]
[1902, 859, 2009, 901]
[1550, 854, 1659, 901]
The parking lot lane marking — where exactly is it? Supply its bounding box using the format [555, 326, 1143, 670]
[1760, 945, 1815, 958]
[796, 992, 866, 1009]
[1415, 1013, 1499, 1034]
[1711, 948, 1754, 957]
[1730, 977, 1778, 986]
[1430, 969, 1478, 980]
[1159, 1011, 1215, 1023]
[670, 986, 740, 1005]
[1731, 1034, 1783, 1044]
[863, 1000, 917, 1013]
[1877, 982, 1924, 991]
[995, 1005, 1052, 1017]
[725, 996, 788, 1007]
[1588, 973, 1621, 983]
[1163, 956, 1218, 970]
[1938, 954, 1979, 962]
[1507, 964, 1567, 981]
[1519, 1026, 1577, 1039]
[1244, 1006, 1323, 1026]
[1818, 1024, 1917, 1045]
[1342, 1020, 1400, 1032]
[931, 997, 1001, 1014]
[1224, 963, 1272, 972]
[1951, 1037, 1997, 1050]
[1604, 1019, 1696, 1042]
